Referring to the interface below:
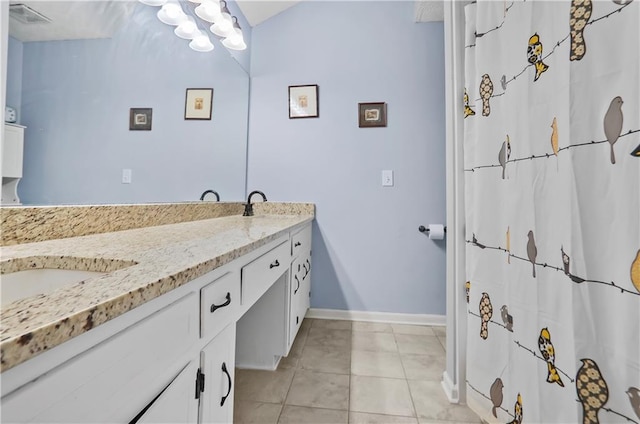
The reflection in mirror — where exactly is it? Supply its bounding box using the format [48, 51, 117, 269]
[4, 1, 250, 205]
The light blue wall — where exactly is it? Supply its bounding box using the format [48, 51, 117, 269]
[18, 3, 249, 205]
[6, 36, 22, 120]
[247, 2, 446, 314]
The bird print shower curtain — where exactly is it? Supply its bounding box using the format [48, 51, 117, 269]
[462, 1, 639, 423]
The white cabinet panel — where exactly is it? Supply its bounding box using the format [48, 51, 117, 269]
[200, 323, 236, 424]
[136, 361, 199, 424]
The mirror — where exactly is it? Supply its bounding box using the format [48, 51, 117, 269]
[4, 1, 250, 205]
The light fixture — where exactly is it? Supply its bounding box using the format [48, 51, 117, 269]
[194, 0, 221, 23]
[175, 16, 199, 39]
[189, 30, 214, 52]
[157, 1, 188, 26]
[221, 17, 246, 50]
[139, 0, 167, 6]
[187, 0, 202, 3]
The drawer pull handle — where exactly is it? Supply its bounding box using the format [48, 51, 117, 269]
[294, 275, 300, 294]
[294, 241, 302, 247]
[210, 293, 231, 313]
[269, 259, 280, 269]
[220, 362, 232, 407]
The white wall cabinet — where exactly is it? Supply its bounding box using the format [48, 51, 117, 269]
[1, 123, 24, 204]
[1, 223, 313, 423]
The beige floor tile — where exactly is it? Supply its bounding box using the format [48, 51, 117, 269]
[400, 353, 445, 381]
[391, 324, 435, 336]
[278, 354, 299, 370]
[279, 405, 348, 424]
[352, 321, 393, 333]
[349, 412, 419, 424]
[300, 344, 351, 374]
[431, 326, 446, 337]
[408, 380, 480, 422]
[311, 319, 352, 331]
[235, 368, 295, 404]
[394, 334, 444, 355]
[234, 400, 282, 424]
[299, 317, 314, 335]
[352, 332, 397, 352]
[419, 421, 481, 424]
[437, 335, 446, 351]
[289, 328, 309, 359]
[285, 370, 350, 410]
[350, 375, 415, 417]
[351, 350, 405, 378]
[306, 327, 352, 349]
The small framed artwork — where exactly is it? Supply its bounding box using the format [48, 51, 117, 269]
[185, 88, 213, 120]
[358, 102, 387, 128]
[289, 84, 319, 119]
[129, 108, 152, 131]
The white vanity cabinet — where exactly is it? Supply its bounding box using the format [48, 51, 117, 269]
[1, 123, 25, 205]
[1, 222, 314, 423]
[287, 224, 312, 351]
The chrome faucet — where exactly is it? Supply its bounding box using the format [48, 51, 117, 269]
[243, 190, 267, 216]
[199, 190, 220, 201]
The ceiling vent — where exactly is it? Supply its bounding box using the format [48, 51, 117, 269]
[9, 4, 52, 24]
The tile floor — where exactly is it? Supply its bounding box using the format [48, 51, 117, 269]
[234, 319, 481, 424]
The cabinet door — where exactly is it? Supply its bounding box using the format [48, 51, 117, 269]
[288, 256, 304, 347]
[2, 125, 24, 178]
[135, 361, 199, 424]
[200, 323, 236, 424]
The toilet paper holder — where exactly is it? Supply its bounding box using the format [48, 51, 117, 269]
[418, 225, 447, 234]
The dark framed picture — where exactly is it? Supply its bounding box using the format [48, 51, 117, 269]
[289, 84, 319, 119]
[358, 102, 387, 128]
[185, 88, 213, 120]
[129, 108, 152, 131]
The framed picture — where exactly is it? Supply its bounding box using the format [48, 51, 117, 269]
[185, 88, 213, 120]
[289, 84, 319, 119]
[358, 102, 387, 128]
[129, 108, 152, 131]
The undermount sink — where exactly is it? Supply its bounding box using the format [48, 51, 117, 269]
[1, 269, 106, 306]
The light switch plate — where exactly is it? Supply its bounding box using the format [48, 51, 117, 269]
[382, 170, 393, 187]
[122, 169, 132, 184]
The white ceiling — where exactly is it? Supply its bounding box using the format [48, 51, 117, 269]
[7, 0, 443, 43]
[8, 1, 135, 42]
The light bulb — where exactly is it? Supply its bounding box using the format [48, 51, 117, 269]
[175, 16, 199, 39]
[195, 0, 222, 23]
[157, 1, 187, 25]
[189, 30, 214, 52]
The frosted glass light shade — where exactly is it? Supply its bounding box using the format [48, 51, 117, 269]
[210, 19, 234, 38]
[139, 0, 167, 6]
[157, 2, 187, 25]
[222, 34, 247, 51]
[195, 0, 221, 23]
[174, 16, 199, 39]
[189, 30, 214, 52]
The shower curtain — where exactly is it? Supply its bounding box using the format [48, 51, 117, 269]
[463, 1, 640, 423]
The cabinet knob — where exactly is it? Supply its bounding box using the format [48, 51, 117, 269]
[210, 292, 231, 313]
[269, 259, 280, 269]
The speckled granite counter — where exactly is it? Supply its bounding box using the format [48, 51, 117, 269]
[0, 204, 314, 372]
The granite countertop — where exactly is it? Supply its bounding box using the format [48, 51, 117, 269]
[0, 212, 313, 372]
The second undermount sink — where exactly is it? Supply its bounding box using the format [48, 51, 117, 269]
[1, 269, 106, 306]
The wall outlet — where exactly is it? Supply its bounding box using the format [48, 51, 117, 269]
[382, 170, 393, 187]
[122, 169, 132, 184]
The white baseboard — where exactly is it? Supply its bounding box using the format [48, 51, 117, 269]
[441, 370, 459, 403]
[306, 308, 446, 326]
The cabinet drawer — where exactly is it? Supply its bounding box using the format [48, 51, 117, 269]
[241, 241, 289, 306]
[200, 272, 240, 340]
[291, 225, 312, 258]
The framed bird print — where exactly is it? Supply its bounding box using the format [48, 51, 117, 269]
[289, 85, 319, 119]
[185, 88, 213, 120]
